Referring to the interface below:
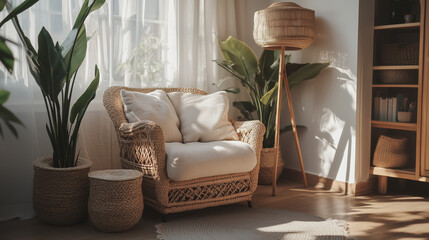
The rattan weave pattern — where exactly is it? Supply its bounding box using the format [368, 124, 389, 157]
[373, 135, 409, 168]
[253, 2, 315, 50]
[103, 86, 265, 214]
[88, 169, 143, 232]
[258, 148, 283, 185]
[33, 157, 92, 225]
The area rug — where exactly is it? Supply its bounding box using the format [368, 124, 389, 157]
[156, 207, 350, 240]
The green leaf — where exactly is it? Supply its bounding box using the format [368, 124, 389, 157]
[0, 89, 10, 104]
[64, 26, 87, 77]
[259, 50, 279, 83]
[233, 101, 256, 120]
[0, 104, 24, 138]
[218, 36, 259, 82]
[0, 0, 6, 11]
[213, 59, 245, 81]
[288, 62, 330, 88]
[0, 39, 14, 73]
[260, 62, 329, 105]
[260, 82, 278, 105]
[0, 0, 38, 28]
[213, 59, 257, 93]
[37, 27, 66, 98]
[72, 0, 105, 29]
[70, 65, 99, 124]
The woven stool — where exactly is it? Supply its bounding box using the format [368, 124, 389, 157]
[88, 169, 143, 232]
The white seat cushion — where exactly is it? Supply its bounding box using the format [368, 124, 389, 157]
[165, 141, 257, 181]
[167, 91, 238, 143]
[120, 89, 182, 142]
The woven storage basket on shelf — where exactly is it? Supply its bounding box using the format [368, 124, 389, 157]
[88, 169, 143, 232]
[253, 2, 315, 50]
[373, 135, 409, 168]
[33, 157, 92, 225]
[380, 42, 419, 65]
[377, 70, 418, 84]
[258, 148, 283, 185]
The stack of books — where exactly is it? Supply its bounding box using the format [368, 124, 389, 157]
[373, 94, 412, 122]
[373, 96, 398, 122]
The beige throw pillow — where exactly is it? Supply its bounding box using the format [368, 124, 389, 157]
[120, 89, 182, 142]
[167, 91, 238, 143]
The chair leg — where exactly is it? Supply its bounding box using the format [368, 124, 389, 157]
[161, 214, 168, 223]
[247, 201, 253, 208]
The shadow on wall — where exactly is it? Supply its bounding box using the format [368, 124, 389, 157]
[280, 10, 358, 187]
[281, 63, 356, 187]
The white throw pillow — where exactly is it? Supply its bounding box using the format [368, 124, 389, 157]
[167, 91, 238, 143]
[120, 89, 182, 142]
[165, 141, 257, 181]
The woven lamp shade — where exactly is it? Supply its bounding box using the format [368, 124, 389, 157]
[253, 2, 315, 50]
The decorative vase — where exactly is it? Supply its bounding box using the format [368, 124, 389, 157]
[258, 147, 283, 185]
[33, 156, 92, 225]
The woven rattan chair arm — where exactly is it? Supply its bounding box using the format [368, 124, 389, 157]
[232, 120, 265, 192]
[232, 120, 266, 148]
[118, 121, 168, 181]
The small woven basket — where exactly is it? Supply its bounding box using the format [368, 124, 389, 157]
[380, 42, 419, 65]
[88, 169, 143, 232]
[373, 135, 409, 168]
[258, 148, 283, 185]
[253, 2, 315, 50]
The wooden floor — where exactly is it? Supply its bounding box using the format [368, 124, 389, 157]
[1, 176, 429, 239]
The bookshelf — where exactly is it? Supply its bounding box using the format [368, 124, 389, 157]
[370, 0, 429, 193]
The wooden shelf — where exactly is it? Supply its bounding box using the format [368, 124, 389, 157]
[373, 65, 419, 70]
[372, 84, 418, 88]
[374, 22, 420, 30]
[370, 167, 417, 180]
[371, 120, 417, 131]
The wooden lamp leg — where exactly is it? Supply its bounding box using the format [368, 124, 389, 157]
[283, 61, 308, 188]
[272, 46, 285, 196]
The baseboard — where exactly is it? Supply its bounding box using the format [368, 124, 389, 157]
[282, 168, 378, 196]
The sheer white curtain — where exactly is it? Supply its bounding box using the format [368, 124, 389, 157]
[0, 0, 237, 220]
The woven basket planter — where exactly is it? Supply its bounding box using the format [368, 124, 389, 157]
[253, 2, 315, 50]
[258, 148, 283, 185]
[33, 157, 92, 225]
[373, 135, 409, 168]
[88, 169, 143, 232]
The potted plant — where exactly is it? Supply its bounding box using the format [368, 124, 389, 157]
[7, 0, 105, 225]
[214, 36, 328, 184]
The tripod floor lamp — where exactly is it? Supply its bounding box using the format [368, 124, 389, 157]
[254, 2, 315, 195]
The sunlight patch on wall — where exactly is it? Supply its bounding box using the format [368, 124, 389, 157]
[316, 107, 345, 177]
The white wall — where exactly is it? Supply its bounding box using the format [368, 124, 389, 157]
[239, 0, 373, 184]
[281, 0, 359, 184]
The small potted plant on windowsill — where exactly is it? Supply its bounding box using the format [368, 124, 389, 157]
[6, 0, 105, 225]
[214, 36, 328, 184]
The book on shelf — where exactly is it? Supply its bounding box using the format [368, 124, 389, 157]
[392, 97, 397, 122]
[374, 96, 397, 122]
[388, 98, 393, 122]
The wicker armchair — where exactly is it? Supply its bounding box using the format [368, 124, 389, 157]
[103, 86, 265, 215]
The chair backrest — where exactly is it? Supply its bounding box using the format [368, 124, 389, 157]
[103, 86, 207, 133]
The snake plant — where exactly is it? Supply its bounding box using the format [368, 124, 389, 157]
[214, 36, 329, 148]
